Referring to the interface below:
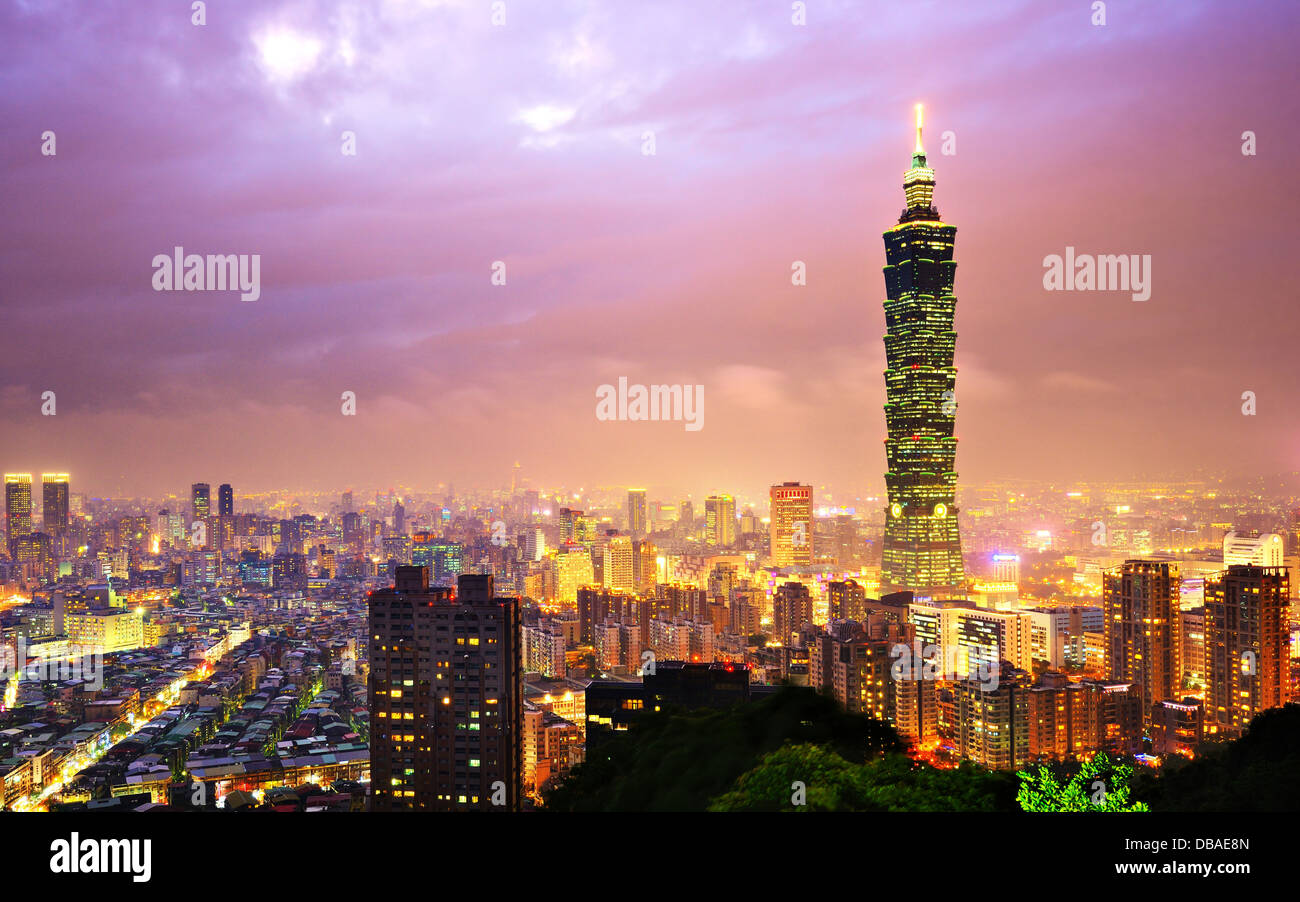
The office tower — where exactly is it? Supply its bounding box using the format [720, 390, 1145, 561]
[1204, 565, 1290, 734]
[879, 105, 966, 598]
[1222, 531, 1284, 568]
[341, 490, 354, 512]
[190, 483, 210, 522]
[1103, 560, 1181, 726]
[369, 567, 522, 811]
[276, 517, 303, 554]
[392, 500, 406, 536]
[217, 483, 234, 517]
[769, 482, 812, 566]
[602, 536, 635, 592]
[626, 489, 647, 538]
[4, 473, 33, 545]
[704, 494, 737, 547]
[773, 581, 813, 647]
[991, 553, 1020, 585]
[559, 508, 578, 543]
[41, 473, 69, 538]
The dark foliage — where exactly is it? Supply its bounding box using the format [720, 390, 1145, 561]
[543, 686, 903, 811]
[1136, 703, 1300, 811]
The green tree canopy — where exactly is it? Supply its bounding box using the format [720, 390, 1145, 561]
[1016, 752, 1148, 812]
[710, 744, 1017, 812]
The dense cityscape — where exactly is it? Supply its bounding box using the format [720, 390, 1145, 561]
[3, 96, 1298, 819]
[3, 471, 1297, 811]
[1, 1, 1294, 887]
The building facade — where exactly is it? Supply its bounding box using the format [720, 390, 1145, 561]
[879, 107, 966, 598]
[369, 567, 522, 811]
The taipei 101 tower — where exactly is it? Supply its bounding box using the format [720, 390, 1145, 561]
[879, 105, 966, 598]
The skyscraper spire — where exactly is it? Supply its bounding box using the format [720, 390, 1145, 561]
[903, 102, 936, 219]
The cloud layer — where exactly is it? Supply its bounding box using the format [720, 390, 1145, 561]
[1, 0, 1296, 501]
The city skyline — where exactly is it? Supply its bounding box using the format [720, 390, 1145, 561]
[2, 0, 1298, 498]
[4, 1, 1300, 883]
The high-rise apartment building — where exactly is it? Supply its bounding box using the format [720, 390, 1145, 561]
[810, 618, 915, 724]
[1204, 564, 1290, 734]
[879, 106, 966, 598]
[769, 482, 812, 566]
[1103, 560, 1181, 727]
[1026, 673, 1143, 761]
[827, 579, 868, 622]
[773, 581, 813, 647]
[952, 666, 1033, 770]
[602, 536, 635, 592]
[369, 567, 522, 811]
[217, 483, 234, 517]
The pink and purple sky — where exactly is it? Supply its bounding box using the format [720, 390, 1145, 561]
[1, 0, 1297, 500]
